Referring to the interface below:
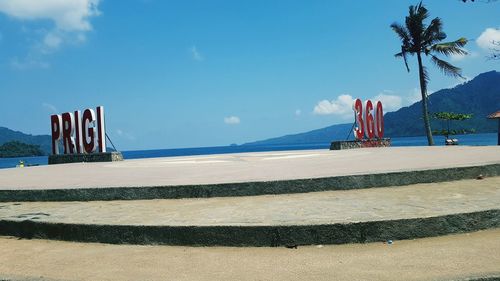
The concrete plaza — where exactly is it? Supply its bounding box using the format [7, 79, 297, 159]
[0, 146, 499, 190]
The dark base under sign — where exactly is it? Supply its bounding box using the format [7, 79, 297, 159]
[48, 152, 124, 165]
[330, 138, 391, 150]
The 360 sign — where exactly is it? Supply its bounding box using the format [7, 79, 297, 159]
[352, 98, 384, 140]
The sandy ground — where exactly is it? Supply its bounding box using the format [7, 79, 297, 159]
[1, 146, 499, 189]
[0, 229, 499, 281]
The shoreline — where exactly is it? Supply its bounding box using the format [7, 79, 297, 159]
[0, 132, 497, 169]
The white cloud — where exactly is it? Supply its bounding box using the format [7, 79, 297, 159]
[449, 49, 478, 62]
[405, 88, 436, 105]
[11, 56, 49, 69]
[0, 0, 101, 58]
[313, 94, 354, 118]
[477, 28, 500, 50]
[372, 93, 402, 112]
[313, 92, 405, 117]
[0, 0, 100, 32]
[76, 33, 86, 42]
[295, 109, 301, 116]
[450, 53, 466, 62]
[407, 88, 422, 104]
[115, 128, 136, 141]
[190, 45, 204, 61]
[43, 32, 62, 49]
[313, 91, 418, 118]
[42, 102, 58, 113]
[224, 116, 240, 125]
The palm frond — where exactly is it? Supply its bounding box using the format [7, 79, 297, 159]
[424, 18, 442, 37]
[430, 38, 468, 56]
[410, 2, 429, 21]
[405, 3, 429, 50]
[394, 46, 411, 72]
[394, 45, 413, 72]
[422, 18, 446, 46]
[390, 23, 411, 45]
[417, 2, 429, 20]
[431, 55, 463, 78]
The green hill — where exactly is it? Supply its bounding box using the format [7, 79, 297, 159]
[245, 70, 500, 146]
[384, 70, 500, 137]
[0, 141, 45, 158]
[0, 127, 51, 155]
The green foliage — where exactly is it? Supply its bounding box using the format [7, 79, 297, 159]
[433, 112, 473, 121]
[0, 141, 45, 158]
[432, 111, 474, 138]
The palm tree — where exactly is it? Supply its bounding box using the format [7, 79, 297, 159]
[391, 2, 467, 145]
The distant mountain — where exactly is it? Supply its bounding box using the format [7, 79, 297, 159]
[245, 123, 354, 146]
[0, 127, 51, 155]
[0, 127, 116, 155]
[384, 70, 500, 137]
[245, 70, 500, 146]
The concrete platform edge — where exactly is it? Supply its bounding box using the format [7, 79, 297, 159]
[48, 152, 123, 165]
[0, 209, 498, 247]
[0, 163, 499, 202]
[455, 276, 500, 281]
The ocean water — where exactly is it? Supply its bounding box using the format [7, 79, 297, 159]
[0, 133, 497, 169]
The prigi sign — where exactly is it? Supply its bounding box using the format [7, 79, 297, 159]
[352, 98, 384, 140]
[50, 106, 107, 155]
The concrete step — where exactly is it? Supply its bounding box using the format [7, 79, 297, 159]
[1, 147, 499, 202]
[1, 177, 499, 246]
[0, 229, 499, 281]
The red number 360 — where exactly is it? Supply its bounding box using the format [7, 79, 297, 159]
[353, 98, 384, 140]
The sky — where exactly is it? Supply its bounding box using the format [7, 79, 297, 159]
[0, 0, 498, 150]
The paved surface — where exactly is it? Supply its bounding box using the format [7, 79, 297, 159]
[0, 146, 499, 190]
[1, 177, 498, 226]
[0, 229, 499, 281]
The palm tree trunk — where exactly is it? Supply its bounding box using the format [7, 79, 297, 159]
[417, 52, 435, 146]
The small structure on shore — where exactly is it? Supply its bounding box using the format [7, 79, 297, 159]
[487, 111, 500, 145]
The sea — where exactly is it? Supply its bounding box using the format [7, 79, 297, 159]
[0, 133, 497, 170]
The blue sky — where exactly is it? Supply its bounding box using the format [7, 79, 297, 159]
[0, 0, 498, 150]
